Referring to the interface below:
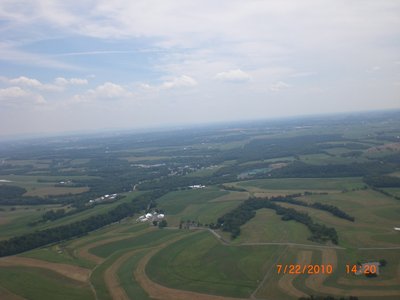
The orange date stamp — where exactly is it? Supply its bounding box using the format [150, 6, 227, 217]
[276, 264, 333, 275]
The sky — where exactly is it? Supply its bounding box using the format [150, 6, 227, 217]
[0, 0, 399, 137]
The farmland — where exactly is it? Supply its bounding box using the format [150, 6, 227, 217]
[0, 111, 400, 299]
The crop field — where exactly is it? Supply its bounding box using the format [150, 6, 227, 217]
[275, 190, 400, 248]
[0, 112, 400, 299]
[229, 208, 313, 245]
[23, 186, 90, 197]
[146, 230, 281, 298]
[0, 174, 96, 194]
[0, 266, 93, 300]
[0, 204, 63, 239]
[232, 177, 365, 193]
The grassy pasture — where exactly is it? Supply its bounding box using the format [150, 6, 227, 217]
[0, 192, 141, 241]
[4, 159, 51, 168]
[210, 191, 249, 202]
[24, 186, 89, 197]
[157, 188, 244, 226]
[291, 249, 400, 299]
[157, 188, 228, 214]
[89, 230, 191, 300]
[117, 249, 150, 300]
[231, 208, 314, 245]
[278, 189, 400, 248]
[124, 156, 168, 162]
[0, 174, 96, 196]
[234, 177, 364, 191]
[90, 229, 184, 258]
[185, 166, 222, 177]
[146, 230, 281, 298]
[382, 188, 400, 197]
[255, 246, 320, 300]
[20, 244, 95, 269]
[90, 253, 116, 300]
[167, 199, 243, 226]
[0, 204, 62, 239]
[0, 266, 93, 300]
[299, 153, 368, 165]
[38, 192, 141, 230]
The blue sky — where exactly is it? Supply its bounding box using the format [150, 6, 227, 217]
[0, 0, 399, 136]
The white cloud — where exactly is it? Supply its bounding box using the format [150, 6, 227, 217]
[2, 76, 61, 91]
[72, 82, 133, 103]
[161, 75, 197, 89]
[9, 76, 42, 88]
[69, 78, 88, 85]
[1, 76, 88, 94]
[55, 77, 88, 86]
[0, 86, 46, 105]
[91, 82, 129, 98]
[215, 69, 250, 82]
[0, 86, 30, 98]
[269, 81, 290, 92]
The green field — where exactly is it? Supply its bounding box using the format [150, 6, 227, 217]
[0, 174, 96, 195]
[1, 112, 399, 299]
[233, 177, 365, 191]
[0, 266, 93, 300]
[90, 228, 185, 258]
[147, 230, 282, 297]
[231, 208, 314, 245]
[117, 250, 150, 300]
[157, 188, 228, 214]
[274, 189, 400, 248]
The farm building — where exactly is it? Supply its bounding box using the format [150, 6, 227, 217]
[136, 212, 165, 223]
[189, 184, 206, 189]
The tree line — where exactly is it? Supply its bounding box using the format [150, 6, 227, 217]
[270, 196, 355, 222]
[0, 190, 166, 257]
[214, 197, 338, 244]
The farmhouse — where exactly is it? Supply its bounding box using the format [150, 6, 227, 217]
[136, 211, 165, 223]
[88, 193, 118, 205]
[189, 184, 206, 189]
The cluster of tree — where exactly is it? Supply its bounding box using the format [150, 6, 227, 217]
[0, 190, 165, 257]
[311, 202, 354, 221]
[38, 202, 103, 223]
[0, 185, 59, 205]
[340, 151, 363, 158]
[0, 185, 26, 198]
[214, 162, 272, 178]
[363, 175, 400, 188]
[232, 134, 345, 163]
[270, 196, 355, 222]
[370, 187, 400, 201]
[217, 184, 247, 192]
[179, 220, 203, 229]
[41, 209, 66, 221]
[377, 152, 400, 164]
[158, 220, 168, 228]
[271, 161, 395, 178]
[215, 197, 338, 244]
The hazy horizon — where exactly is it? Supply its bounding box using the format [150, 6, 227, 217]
[1, 1, 399, 137]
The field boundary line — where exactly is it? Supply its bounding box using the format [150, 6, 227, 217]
[251, 245, 289, 299]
